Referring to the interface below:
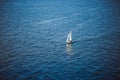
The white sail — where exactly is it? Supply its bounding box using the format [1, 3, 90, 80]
[66, 31, 72, 43]
[69, 31, 72, 41]
[66, 33, 70, 42]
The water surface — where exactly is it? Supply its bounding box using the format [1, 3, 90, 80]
[0, 0, 120, 80]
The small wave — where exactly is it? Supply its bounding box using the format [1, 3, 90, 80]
[72, 13, 80, 16]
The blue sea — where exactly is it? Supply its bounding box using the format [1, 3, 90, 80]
[0, 0, 120, 80]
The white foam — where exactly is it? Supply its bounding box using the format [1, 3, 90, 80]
[36, 17, 66, 25]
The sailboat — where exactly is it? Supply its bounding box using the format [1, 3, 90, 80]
[66, 31, 72, 44]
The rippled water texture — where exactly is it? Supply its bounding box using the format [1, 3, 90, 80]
[0, 0, 120, 80]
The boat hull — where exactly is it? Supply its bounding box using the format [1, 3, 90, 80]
[66, 41, 72, 44]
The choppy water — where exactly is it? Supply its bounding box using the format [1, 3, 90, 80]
[0, 0, 120, 80]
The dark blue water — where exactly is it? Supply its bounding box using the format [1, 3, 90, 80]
[0, 0, 120, 80]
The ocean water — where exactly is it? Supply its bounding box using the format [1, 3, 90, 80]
[0, 0, 120, 80]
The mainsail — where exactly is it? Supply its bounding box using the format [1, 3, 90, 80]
[66, 31, 72, 44]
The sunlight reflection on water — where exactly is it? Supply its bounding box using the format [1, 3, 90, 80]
[66, 43, 72, 54]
